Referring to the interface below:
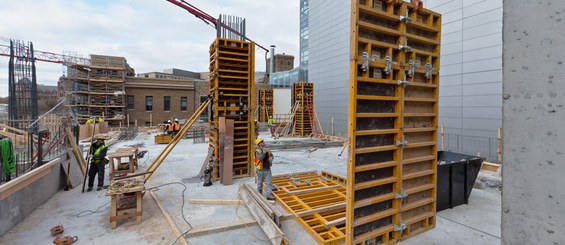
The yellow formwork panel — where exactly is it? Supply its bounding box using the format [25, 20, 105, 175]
[347, 1, 441, 244]
[209, 38, 255, 180]
[258, 89, 274, 122]
[292, 82, 314, 137]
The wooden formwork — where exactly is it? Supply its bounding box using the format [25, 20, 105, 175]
[272, 171, 347, 245]
[208, 38, 255, 180]
[258, 89, 274, 122]
[347, 0, 441, 244]
[292, 82, 314, 137]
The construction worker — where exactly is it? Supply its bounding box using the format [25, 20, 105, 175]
[162, 120, 169, 134]
[87, 135, 108, 191]
[167, 120, 174, 136]
[254, 138, 274, 200]
[173, 119, 181, 138]
[97, 117, 104, 123]
[267, 116, 275, 137]
[85, 117, 94, 124]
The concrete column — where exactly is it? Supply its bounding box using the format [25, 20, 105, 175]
[502, 1, 565, 244]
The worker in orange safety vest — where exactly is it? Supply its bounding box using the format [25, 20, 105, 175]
[254, 138, 274, 200]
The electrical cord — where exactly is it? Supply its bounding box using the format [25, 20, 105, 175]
[146, 182, 193, 245]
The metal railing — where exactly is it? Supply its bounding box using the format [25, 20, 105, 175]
[440, 133, 501, 163]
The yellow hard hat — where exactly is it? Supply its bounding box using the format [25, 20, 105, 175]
[255, 138, 264, 145]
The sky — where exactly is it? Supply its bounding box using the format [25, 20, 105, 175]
[0, 0, 300, 97]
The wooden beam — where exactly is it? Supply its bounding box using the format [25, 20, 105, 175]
[186, 219, 257, 237]
[0, 158, 60, 201]
[149, 191, 189, 245]
[325, 217, 346, 229]
[64, 127, 87, 174]
[296, 203, 347, 218]
[272, 170, 318, 179]
[287, 185, 341, 196]
[240, 185, 284, 245]
[188, 199, 243, 205]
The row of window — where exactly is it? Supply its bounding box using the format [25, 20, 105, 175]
[127, 95, 188, 112]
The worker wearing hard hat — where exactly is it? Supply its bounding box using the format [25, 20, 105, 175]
[173, 119, 181, 138]
[254, 138, 274, 200]
[267, 116, 275, 137]
[167, 120, 174, 136]
[87, 135, 108, 191]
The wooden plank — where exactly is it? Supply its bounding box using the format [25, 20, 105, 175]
[188, 199, 243, 205]
[186, 219, 257, 238]
[242, 183, 278, 224]
[240, 185, 284, 245]
[287, 185, 341, 196]
[219, 117, 226, 184]
[149, 191, 189, 245]
[325, 217, 346, 229]
[65, 127, 87, 174]
[296, 203, 347, 218]
[65, 148, 85, 188]
[222, 119, 234, 185]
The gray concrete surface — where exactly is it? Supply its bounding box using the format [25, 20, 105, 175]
[0, 158, 64, 237]
[501, 0, 565, 244]
[0, 132, 502, 244]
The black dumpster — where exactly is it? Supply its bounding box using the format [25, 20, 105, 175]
[436, 151, 484, 211]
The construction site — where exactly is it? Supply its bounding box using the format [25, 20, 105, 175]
[0, 0, 563, 245]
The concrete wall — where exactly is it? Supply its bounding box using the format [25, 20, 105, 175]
[308, 0, 350, 136]
[423, 0, 503, 160]
[273, 88, 292, 115]
[0, 158, 64, 237]
[501, 0, 565, 244]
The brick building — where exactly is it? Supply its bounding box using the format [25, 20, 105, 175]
[266, 54, 295, 74]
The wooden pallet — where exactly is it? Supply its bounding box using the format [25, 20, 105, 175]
[272, 171, 347, 245]
[208, 38, 255, 180]
[347, 1, 441, 244]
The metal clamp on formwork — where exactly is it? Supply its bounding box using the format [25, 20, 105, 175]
[397, 79, 409, 87]
[361, 52, 375, 71]
[407, 60, 416, 77]
[211, 69, 218, 79]
[384, 56, 395, 74]
[395, 136, 409, 147]
[394, 189, 408, 200]
[394, 221, 407, 232]
[425, 63, 434, 79]
[400, 9, 413, 23]
[399, 44, 412, 52]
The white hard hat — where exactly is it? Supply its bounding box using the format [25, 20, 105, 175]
[167, 120, 171, 123]
[175, 118, 179, 121]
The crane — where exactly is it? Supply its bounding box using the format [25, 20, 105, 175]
[0, 42, 89, 65]
[165, 0, 269, 52]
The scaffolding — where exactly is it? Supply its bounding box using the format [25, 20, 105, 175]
[258, 89, 273, 122]
[63, 55, 133, 126]
[346, 1, 441, 244]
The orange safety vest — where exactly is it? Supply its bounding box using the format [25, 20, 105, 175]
[167, 123, 174, 132]
[174, 122, 180, 131]
[253, 149, 272, 170]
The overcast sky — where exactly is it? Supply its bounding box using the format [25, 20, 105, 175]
[0, 0, 300, 97]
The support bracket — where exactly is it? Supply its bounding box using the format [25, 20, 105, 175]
[394, 189, 408, 200]
[384, 56, 396, 74]
[397, 79, 409, 87]
[361, 52, 375, 71]
[425, 63, 434, 79]
[407, 60, 416, 77]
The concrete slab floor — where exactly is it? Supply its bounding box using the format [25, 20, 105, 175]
[0, 131, 501, 245]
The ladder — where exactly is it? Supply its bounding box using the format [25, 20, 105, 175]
[145, 98, 211, 181]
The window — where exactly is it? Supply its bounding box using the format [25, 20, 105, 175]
[164, 96, 171, 111]
[181, 97, 187, 111]
[127, 95, 134, 109]
[199, 95, 209, 118]
[145, 96, 153, 111]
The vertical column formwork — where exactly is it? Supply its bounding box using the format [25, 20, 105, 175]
[346, 1, 441, 244]
[209, 38, 255, 180]
[258, 89, 274, 122]
[292, 82, 314, 137]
